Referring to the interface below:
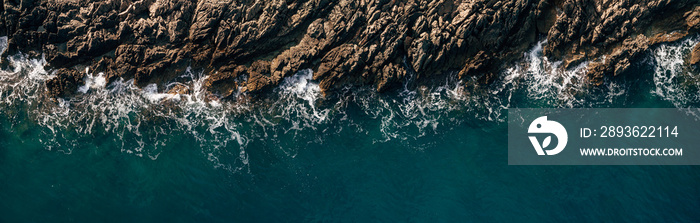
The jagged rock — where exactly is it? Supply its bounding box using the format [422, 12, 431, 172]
[1, 0, 698, 98]
[245, 60, 274, 93]
[648, 32, 689, 45]
[458, 51, 492, 79]
[90, 57, 119, 83]
[587, 35, 650, 85]
[690, 43, 700, 66]
[246, 71, 272, 93]
[205, 65, 245, 97]
[45, 68, 85, 98]
[563, 53, 586, 70]
[167, 83, 190, 95]
[315, 44, 368, 92]
[376, 63, 406, 92]
[687, 6, 700, 31]
[545, 0, 698, 81]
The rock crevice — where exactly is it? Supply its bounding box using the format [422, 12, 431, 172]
[1, 0, 699, 98]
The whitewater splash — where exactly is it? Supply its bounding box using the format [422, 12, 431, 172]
[496, 40, 628, 108]
[651, 35, 700, 107]
[77, 68, 106, 94]
[1, 35, 694, 170]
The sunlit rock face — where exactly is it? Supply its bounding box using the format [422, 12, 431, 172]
[2, 0, 699, 98]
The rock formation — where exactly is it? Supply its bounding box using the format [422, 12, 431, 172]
[1, 0, 699, 98]
[691, 42, 700, 66]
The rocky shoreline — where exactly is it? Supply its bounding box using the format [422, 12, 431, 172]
[2, 0, 700, 99]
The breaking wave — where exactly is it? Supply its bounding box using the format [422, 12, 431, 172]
[651, 35, 700, 107]
[0, 36, 695, 171]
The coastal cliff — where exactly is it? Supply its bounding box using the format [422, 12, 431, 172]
[2, 0, 700, 98]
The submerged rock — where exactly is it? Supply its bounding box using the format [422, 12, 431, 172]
[2, 0, 699, 98]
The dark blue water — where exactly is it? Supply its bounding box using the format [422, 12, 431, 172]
[1, 37, 700, 222]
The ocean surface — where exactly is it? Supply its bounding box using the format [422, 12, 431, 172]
[1, 36, 700, 222]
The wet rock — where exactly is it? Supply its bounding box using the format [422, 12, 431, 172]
[687, 6, 700, 31]
[90, 57, 119, 83]
[563, 53, 586, 70]
[690, 43, 700, 66]
[376, 63, 407, 93]
[546, 0, 698, 81]
[167, 83, 190, 95]
[648, 32, 689, 45]
[1, 0, 698, 98]
[587, 35, 650, 85]
[45, 68, 85, 98]
[204, 64, 244, 98]
[458, 51, 492, 79]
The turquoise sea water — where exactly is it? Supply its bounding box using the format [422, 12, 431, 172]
[1, 37, 700, 222]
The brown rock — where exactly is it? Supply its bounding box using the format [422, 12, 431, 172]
[45, 68, 85, 98]
[545, 0, 699, 78]
[245, 61, 274, 93]
[376, 63, 406, 92]
[246, 71, 272, 93]
[563, 53, 586, 70]
[587, 35, 650, 83]
[90, 57, 119, 83]
[167, 83, 190, 95]
[314, 44, 367, 92]
[690, 43, 700, 66]
[686, 6, 700, 31]
[649, 31, 689, 45]
[1, 0, 698, 99]
[205, 65, 245, 98]
[458, 51, 491, 79]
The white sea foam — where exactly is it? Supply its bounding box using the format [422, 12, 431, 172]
[499, 40, 597, 107]
[0, 54, 251, 169]
[77, 68, 107, 93]
[0, 42, 590, 163]
[650, 35, 700, 107]
[277, 69, 328, 122]
[0, 37, 691, 170]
